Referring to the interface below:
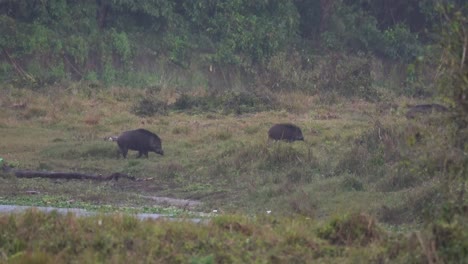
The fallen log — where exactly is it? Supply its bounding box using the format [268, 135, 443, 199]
[14, 170, 134, 181]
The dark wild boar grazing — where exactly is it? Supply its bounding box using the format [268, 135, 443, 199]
[268, 123, 304, 142]
[406, 104, 448, 119]
[116, 129, 164, 158]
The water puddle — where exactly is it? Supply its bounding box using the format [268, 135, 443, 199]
[0, 205, 204, 223]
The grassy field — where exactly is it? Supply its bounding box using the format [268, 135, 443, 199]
[0, 85, 463, 262]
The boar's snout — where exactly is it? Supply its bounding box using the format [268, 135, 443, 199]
[149, 140, 164, 156]
[155, 149, 164, 156]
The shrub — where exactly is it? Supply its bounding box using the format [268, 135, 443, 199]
[171, 91, 274, 114]
[379, 23, 422, 61]
[65, 35, 89, 66]
[322, 4, 382, 52]
[166, 33, 191, 68]
[432, 206, 468, 263]
[328, 55, 377, 100]
[111, 30, 132, 63]
[220, 91, 272, 114]
[171, 93, 206, 111]
[317, 213, 383, 246]
[132, 98, 167, 117]
[261, 51, 316, 92]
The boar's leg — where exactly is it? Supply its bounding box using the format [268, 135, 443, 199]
[136, 151, 149, 158]
[120, 147, 128, 158]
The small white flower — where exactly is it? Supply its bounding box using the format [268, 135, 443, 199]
[266, 210, 272, 214]
[212, 209, 218, 213]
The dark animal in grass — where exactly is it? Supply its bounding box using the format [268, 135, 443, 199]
[268, 123, 304, 142]
[116, 129, 164, 158]
[406, 104, 449, 119]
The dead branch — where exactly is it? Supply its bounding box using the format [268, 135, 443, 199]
[2, 48, 35, 82]
[63, 53, 83, 77]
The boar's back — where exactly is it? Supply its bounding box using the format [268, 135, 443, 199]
[268, 123, 304, 142]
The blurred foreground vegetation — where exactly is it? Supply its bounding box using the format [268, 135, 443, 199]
[1, 210, 467, 263]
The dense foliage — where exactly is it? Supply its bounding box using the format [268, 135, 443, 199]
[0, 0, 453, 93]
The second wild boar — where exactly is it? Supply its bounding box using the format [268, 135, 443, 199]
[268, 123, 304, 142]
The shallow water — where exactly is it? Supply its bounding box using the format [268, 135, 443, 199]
[0, 204, 204, 223]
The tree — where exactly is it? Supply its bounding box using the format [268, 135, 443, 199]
[436, 1, 467, 210]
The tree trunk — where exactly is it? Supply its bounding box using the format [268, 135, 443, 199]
[319, 0, 334, 34]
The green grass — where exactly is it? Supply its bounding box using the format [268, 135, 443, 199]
[0, 88, 451, 219]
[0, 87, 466, 262]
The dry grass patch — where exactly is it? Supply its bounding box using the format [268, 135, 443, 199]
[274, 90, 317, 113]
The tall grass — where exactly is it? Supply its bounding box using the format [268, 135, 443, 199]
[2, 209, 464, 263]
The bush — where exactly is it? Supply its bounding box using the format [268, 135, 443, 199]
[171, 91, 274, 114]
[260, 51, 317, 92]
[322, 4, 382, 52]
[432, 206, 468, 263]
[111, 30, 132, 63]
[317, 213, 383, 246]
[132, 98, 167, 117]
[379, 24, 422, 61]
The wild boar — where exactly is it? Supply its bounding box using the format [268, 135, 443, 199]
[116, 129, 164, 158]
[406, 104, 448, 119]
[268, 123, 304, 142]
